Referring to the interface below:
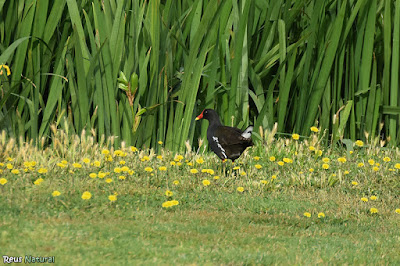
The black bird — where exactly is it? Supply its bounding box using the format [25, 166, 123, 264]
[195, 109, 253, 162]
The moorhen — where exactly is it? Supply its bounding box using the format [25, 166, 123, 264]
[195, 109, 253, 162]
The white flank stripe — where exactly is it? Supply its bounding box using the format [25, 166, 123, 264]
[212, 136, 227, 159]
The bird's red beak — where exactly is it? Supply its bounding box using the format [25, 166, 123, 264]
[195, 110, 204, 120]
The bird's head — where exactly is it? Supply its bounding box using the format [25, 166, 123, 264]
[195, 109, 214, 121]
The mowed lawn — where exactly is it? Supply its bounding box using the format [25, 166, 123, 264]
[1, 134, 400, 264]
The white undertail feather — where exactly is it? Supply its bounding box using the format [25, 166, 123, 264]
[241, 126, 253, 139]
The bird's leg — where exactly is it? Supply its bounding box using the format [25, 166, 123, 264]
[222, 159, 227, 177]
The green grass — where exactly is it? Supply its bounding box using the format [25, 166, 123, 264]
[1, 129, 400, 264]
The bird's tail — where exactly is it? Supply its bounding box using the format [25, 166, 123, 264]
[241, 126, 253, 139]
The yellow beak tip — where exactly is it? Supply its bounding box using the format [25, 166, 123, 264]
[195, 117, 200, 121]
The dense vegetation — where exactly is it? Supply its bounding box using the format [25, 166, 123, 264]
[1, 0, 400, 151]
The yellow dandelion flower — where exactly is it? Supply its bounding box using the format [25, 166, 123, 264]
[204, 169, 213, 175]
[309, 146, 316, 151]
[162, 201, 173, 208]
[361, 197, 368, 202]
[102, 149, 110, 155]
[113, 150, 123, 156]
[170, 200, 179, 206]
[318, 212, 325, 218]
[237, 187, 244, 193]
[52, 191, 61, 197]
[130, 146, 138, 152]
[170, 161, 176, 166]
[157, 155, 163, 160]
[370, 196, 377, 201]
[201, 169, 208, 173]
[173, 180, 180, 185]
[322, 157, 330, 163]
[395, 163, 400, 169]
[292, 133, 300, 140]
[144, 167, 153, 172]
[283, 158, 292, 163]
[119, 160, 126, 165]
[260, 180, 268, 184]
[177, 162, 182, 166]
[128, 170, 134, 175]
[233, 166, 240, 170]
[344, 170, 349, 175]
[158, 141, 163, 144]
[114, 167, 122, 173]
[93, 160, 101, 167]
[37, 168, 48, 174]
[34, 178, 44, 185]
[370, 208, 378, 214]
[196, 157, 204, 164]
[303, 212, 311, 218]
[105, 178, 113, 183]
[6, 163, 13, 169]
[108, 195, 117, 202]
[316, 150, 323, 156]
[383, 157, 391, 162]
[89, 173, 97, 178]
[165, 190, 173, 197]
[83, 158, 90, 164]
[11, 169, 20, 174]
[162, 200, 178, 208]
[190, 169, 198, 174]
[121, 166, 129, 172]
[174, 155, 184, 161]
[81, 191, 92, 200]
[269, 156, 276, 162]
[310, 126, 319, 133]
[213, 176, 220, 180]
[357, 162, 364, 167]
[186, 162, 193, 166]
[253, 156, 260, 161]
[368, 159, 375, 165]
[395, 209, 400, 214]
[57, 163, 67, 168]
[60, 160, 67, 165]
[255, 164, 262, 169]
[372, 166, 379, 172]
[159, 166, 167, 171]
[322, 163, 329, 170]
[72, 163, 82, 168]
[271, 175, 277, 180]
[0, 178, 7, 185]
[309, 168, 314, 173]
[337, 157, 346, 163]
[98, 172, 106, 178]
[355, 140, 364, 147]
[141, 156, 150, 162]
[202, 179, 211, 186]
[118, 175, 126, 180]
[240, 171, 246, 176]
[277, 161, 284, 166]
[351, 181, 358, 186]
[0, 64, 11, 76]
